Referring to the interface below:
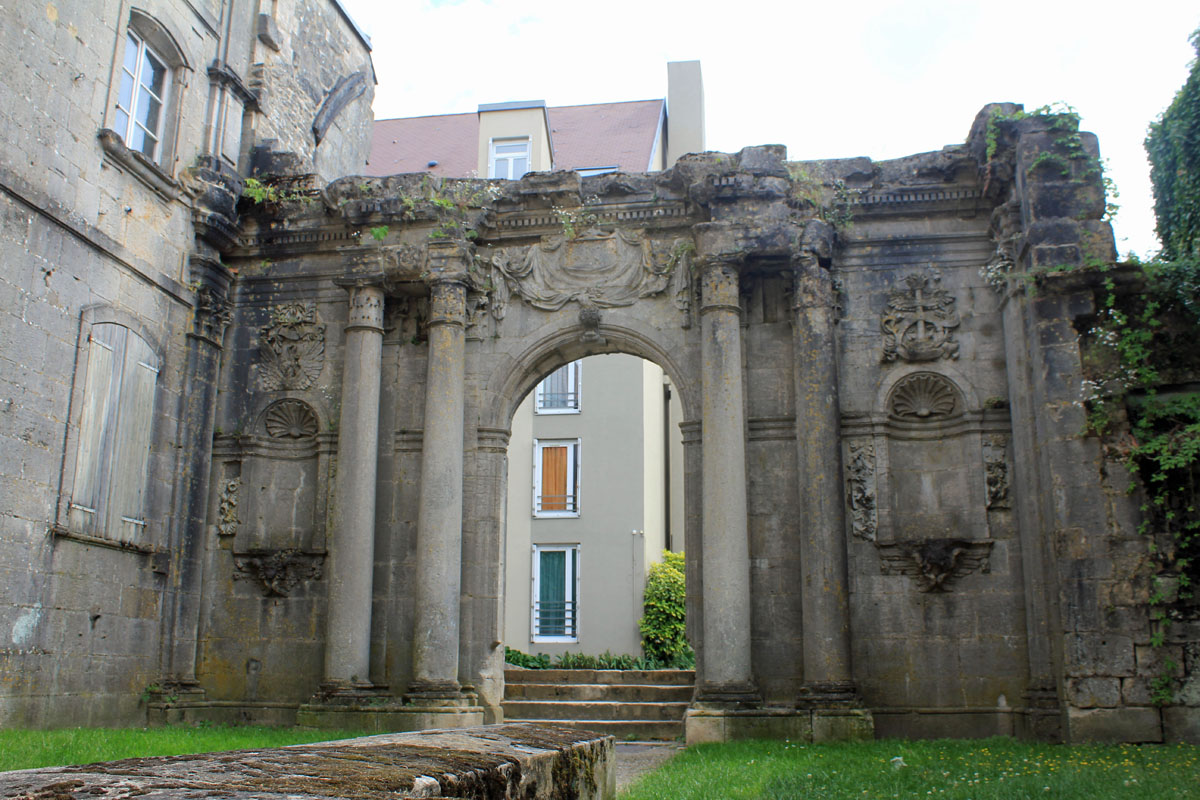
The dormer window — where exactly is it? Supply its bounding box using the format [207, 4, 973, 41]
[490, 138, 530, 180]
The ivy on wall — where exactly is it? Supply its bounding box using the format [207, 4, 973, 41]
[1146, 28, 1200, 261]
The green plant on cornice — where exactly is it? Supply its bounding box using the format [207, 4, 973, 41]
[369, 225, 389, 242]
[242, 177, 305, 205]
[786, 164, 855, 229]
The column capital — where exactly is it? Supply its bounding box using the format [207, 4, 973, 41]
[346, 283, 385, 333]
[698, 258, 741, 316]
[428, 280, 467, 329]
[427, 240, 474, 286]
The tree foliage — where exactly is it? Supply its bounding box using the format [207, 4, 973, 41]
[1146, 28, 1200, 260]
[639, 550, 691, 663]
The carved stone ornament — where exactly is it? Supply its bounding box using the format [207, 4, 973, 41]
[264, 399, 319, 438]
[216, 477, 240, 537]
[983, 435, 1011, 509]
[487, 230, 678, 312]
[194, 286, 232, 343]
[845, 440, 877, 542]
[889, 372, 960, 419]
[257, 303, 326, 391]
[233, 549, 324, 597]
[878, 539, 993, 593]
[881, 272, 960, 362]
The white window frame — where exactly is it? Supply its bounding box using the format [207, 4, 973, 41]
[114, 28, 172, 162]
[533, 438, 580, 518]
[489, 137, 531, 180]
[531, 544, 579, 642]
[535, 360, 581, 414]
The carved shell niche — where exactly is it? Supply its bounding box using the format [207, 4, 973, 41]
[264, 399, 319, 438]
[889, 373, 960, 420]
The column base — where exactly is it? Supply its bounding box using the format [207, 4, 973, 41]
[685, 707, 811, 745]
[796, 681, 874, 741]
[298, 683, 483, 733]
[693, 680, 761, 707]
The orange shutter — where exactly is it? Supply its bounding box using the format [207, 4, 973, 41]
[541, 446, 567, 510]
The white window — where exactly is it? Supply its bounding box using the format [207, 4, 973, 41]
[535, 361, 581, 414]
[114, 29, 172, 161]
[68, 323, 159, 543]
[490, 138, 530, 180]
[533, 439, 580, 517]
[532, 544, 579, 642]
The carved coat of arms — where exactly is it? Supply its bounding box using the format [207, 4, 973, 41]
[881, 273, 960, 362]
[258, 303, 326, 391]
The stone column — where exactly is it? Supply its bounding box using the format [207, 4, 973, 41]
[323, 282, 385, 687]
[408, 244, 470, 701]
[695, 256, 757, 701]
[791, 255, 857, 703]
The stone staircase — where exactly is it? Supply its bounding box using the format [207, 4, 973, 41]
[502, 668, 695, 741]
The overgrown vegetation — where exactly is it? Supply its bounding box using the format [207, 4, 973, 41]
[786, 164, 856, 229]
[1077, 28, 1200, 705]
[0, 726, 369, 772]
[1146, 28, 1200, 262]
[503, 646, 692, 671]
[638, 551, 691, 665]
[619, 738, 1200, 800]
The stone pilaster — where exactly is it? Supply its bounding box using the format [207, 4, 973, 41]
[407, 242, 472, 706]
[694, 255, 757, 703]
[323, 282, 385, 687]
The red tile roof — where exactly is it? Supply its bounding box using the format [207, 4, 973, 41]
[364, 99, 665, 178]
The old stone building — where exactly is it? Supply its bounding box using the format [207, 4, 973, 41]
[1, 2, 1197, 744]
[0, 0, 373, 726]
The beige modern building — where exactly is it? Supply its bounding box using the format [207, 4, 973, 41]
[366, 64, 703, 656]
[504, 356, 685, 657]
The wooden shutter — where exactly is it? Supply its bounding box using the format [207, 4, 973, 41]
[106, 332, 158, 542]
[69, 324, 124, 532]
[541, 446, 567, 511]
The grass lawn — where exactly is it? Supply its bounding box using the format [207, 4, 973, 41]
[620, 737, 1200, 799]
[0, 726, 369, 773]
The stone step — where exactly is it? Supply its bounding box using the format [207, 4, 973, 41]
[504, 668, 695, 686]
[503, 718, 683, 741]
[502, 700, 688, 722]
[504, 682, 694, 702]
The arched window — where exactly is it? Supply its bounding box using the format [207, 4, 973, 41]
[68, 323, 160, 543]
[108, 11, 188, 169]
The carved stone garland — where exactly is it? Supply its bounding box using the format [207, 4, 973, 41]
[215, 477, 240, 538]
[233, 549, 324, 597]
[983, 435, 1011, 509]
[845, 440, 877, 542]
[257, 303, 326, 391]
[881, 272, 960, 362]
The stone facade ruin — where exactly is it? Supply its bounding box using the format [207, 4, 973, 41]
[2, 1, 1198, 746]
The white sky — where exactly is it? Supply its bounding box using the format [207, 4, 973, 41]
[338, 0, 1198, 259]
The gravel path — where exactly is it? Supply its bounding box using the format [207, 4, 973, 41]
[614, 742, 684, 792]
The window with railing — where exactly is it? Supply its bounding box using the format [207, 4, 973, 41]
[533, 439, 580, 517]
[532, 544, 578, 641]
[535, 360, 581, 414]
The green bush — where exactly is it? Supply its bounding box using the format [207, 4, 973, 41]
[639, 550, 691, 663]
[503, 646, 692, 670]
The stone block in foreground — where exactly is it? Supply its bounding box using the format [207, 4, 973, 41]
[0, 724, 614, 800]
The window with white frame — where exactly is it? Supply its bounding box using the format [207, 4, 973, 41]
[489, 138, 530, 180]
[532, 544, 579, 641]
[533, 439, 580, 517]
[67, 323, 160, 543]
[535, 361, 581, 414]
[114, 28, 172, 161]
